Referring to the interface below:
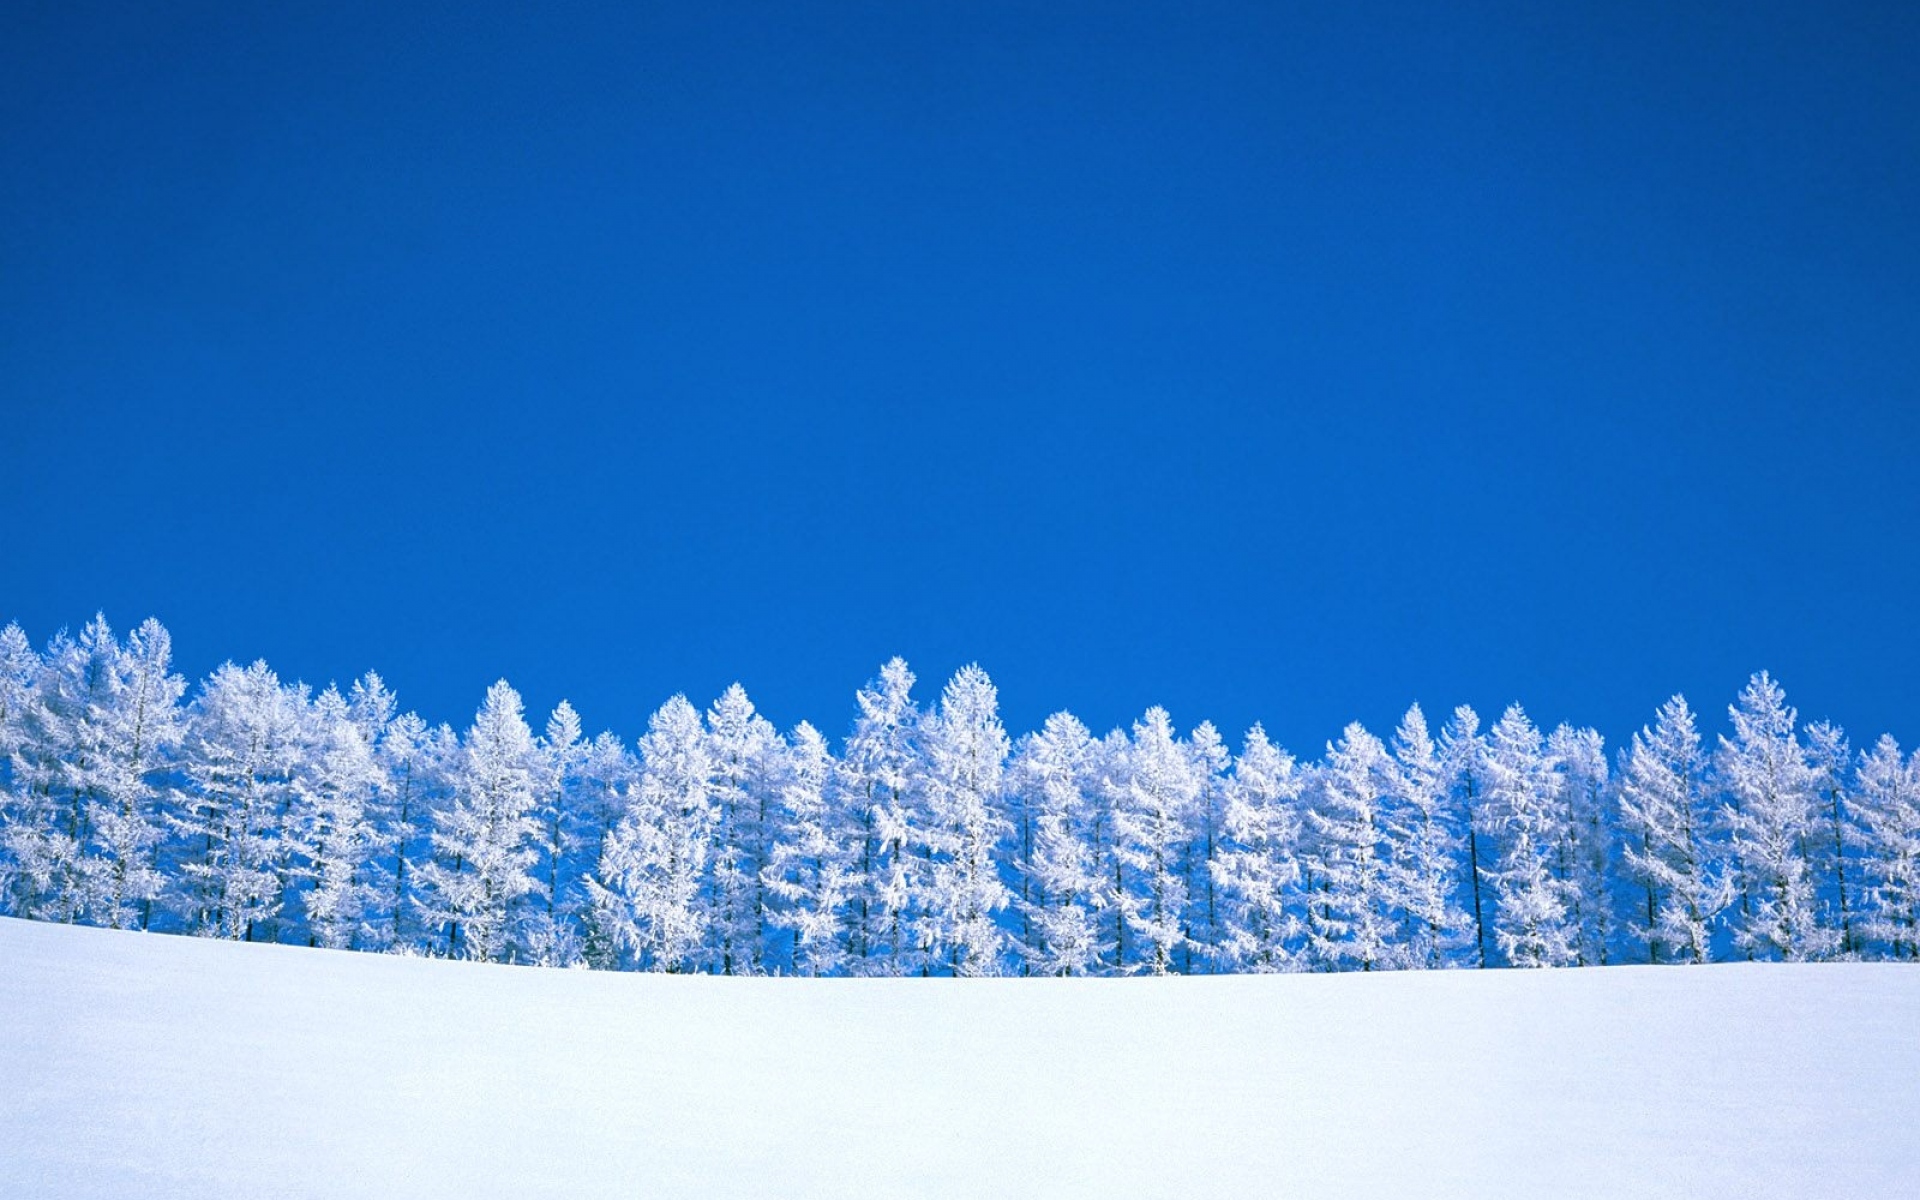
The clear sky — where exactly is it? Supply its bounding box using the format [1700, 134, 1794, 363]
[4, 2, 1917, 754]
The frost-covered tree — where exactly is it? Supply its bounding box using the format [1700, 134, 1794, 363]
[1300, 723, 1398, 971]
[919, 665, 1011, 976]
[586, 695, 714, 972]
[1718, 673, 1834, 962]
[1854, 736, 1920, 960]
[1438, 706, 1493, 967]
[1482, 706, 1577, 969]
[1211, 724, 1303, 973]
[296, 686, 386, 949]
[0, 622, 37, 764]
[1384, 705, 1471, 969]
[522, 700, 588, 967]
[704, 685, 782, 975]
[838, 658, 923, 975]
[420, 681, 540, 963]
[1111, 708, 1198, 975]
[1547, 724, 1613, 965]
[1804, 721, 1860, 956]
[1009, 712, 1107, 976]
[762, 722, 852, 975]
[1615, 696, 1725, 964]
[1182, 721, 1230, 972]
[170, 662, 306, 939]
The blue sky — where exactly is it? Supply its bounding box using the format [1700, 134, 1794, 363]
[4, 2, 1917, 752]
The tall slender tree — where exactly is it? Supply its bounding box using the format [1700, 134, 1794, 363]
[1615, 696, 1725, 964]
[1718, 673, 1834, 962]
[1211, 724, 1303, 972]
[420, 681, 540, 963]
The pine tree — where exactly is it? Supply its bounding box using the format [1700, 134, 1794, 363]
[0, 622, 37, 764]
[1112, 708, 1198, 975]
[296, 686, 386, 949]
[585, 695, 714, 971]
[366, 710, 449, 952]
[1615, 696, 1725, 964]
[1483, 706, 1577, 968]
[704, 685, 782, 975]
[1, 626, 94, 922]
[919, 665, 1011, 976]
[1547, 724, 1613, 965]
[1383, 705, 1471, 969]
[1438, 706, 1493, 967]
[1718, 673, 1835, 962]
[1300, 723, 1397, 971]
[1008, 712, 1108, 976]
[762, 721, 854, 975]
[1182, 721, 1230, 972]
[420, 681, 540, 963]
[837, 658, 923, 975]
[524, 700, 587, 966]
[1211, 723, 1303, 973]
[1804, 721, 1860, 956]
[1854, 735, 1920, 960]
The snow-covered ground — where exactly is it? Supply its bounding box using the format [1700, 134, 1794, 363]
[3, 917, 1916, 1199]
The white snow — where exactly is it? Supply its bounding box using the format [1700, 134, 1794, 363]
[3, 916, 1916, 1199]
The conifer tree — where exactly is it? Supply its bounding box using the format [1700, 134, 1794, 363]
[1008, 712, 1108, 976]
[1854, 735, 1920, 959]
[1183, 721, 1230, 972]
[1300, 723, 1397, 971]
[1438, 706, 1493, 967]
[524, 700, 587, 966]
[762, 721, 852, 975]
[297, 686, 386, 949]
[1718, 673, 1834, 961]
[1804, 721, 1860, 955]
[1112, 707, 1198, 974]
[1211, 724, 1303, 972]
[838, 658, 923, 975]
[704, 685, 782, 975]
[420, 681, 540, 963]
[585, 695, 714, 971]
[1384, 705, 1471, 968]
[1615, 696, 1725, 964]
[1547, 724, 1613, 965]
[920, 665, 1011, 976]
[1483, 706, 1577, 968]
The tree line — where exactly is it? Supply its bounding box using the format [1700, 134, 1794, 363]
[1, 612, 1915, 975]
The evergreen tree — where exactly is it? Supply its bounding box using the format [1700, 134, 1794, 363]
[919, 665, 1011, 976]
[1384, 705, 1471, 969]
[1615, 696, 1726, 964]
[1211, 724, 1303, 973]
[1112, 707, 1198, 975]
[1438, 706, 1493, 967]
[420, 681, 540, 963]
[704, 685, 781, 975]
[1183, 721, 1230, 972]
[1854, 735, 1920, 960]
[1008, 712, 1108, 976]
[1483, 706, 1577, 968]
[762, 721, 853, 975]
[837, 658, 923, 975]
[585, 695, 714, 971]
[1300, 723, 1397, 971]
[1547, 724, 1613, 965]
[524, 700, 588, 966]
[297, 686, 386, 949]
[1804, 721, 1860, 955]
[1718, 673, 1834, 961]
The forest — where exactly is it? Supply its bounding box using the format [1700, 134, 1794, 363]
[2, 613, 1914, 975]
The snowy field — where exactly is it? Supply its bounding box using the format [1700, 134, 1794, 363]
[3, 917, 1916, 1199]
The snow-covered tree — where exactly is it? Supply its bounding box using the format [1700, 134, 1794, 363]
[586, 695, 714, 972]
[919, 665, 1011, 976]
[1383, 704, 1471, 969]
[704, 685, 782, 975]
[296, 686, 386, 949]
[1615, 696, 1727, 964]
[1182, 721, 1230, 972]
[1211, 723, 1303, 973]
[1718, 673, 1834, 962]
[1438, 706, 1493, 967]
[522, 700, 588, 967]
[837, 658, 923, 975]
[1111, 708, 1198, 975]
[1854, 735, 1920, 960]
[1482, 706, 1577, 968]
[1300, 723, 1397, 971]
[1008, 711, 1107, 976]
[420, 681, 540, 963]
[1547, 724, 1613, 965]
[1804, 721, 1860, 956]
[762, 722, 853, 975]
[0, 622, 37, 764]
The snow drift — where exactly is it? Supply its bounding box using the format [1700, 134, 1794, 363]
[2, 917, 1915, 1199]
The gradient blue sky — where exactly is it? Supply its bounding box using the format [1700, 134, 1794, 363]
[4, 2, 1917, 752]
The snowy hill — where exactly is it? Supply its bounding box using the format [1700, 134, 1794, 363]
[2, 918, 1916, 1199]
